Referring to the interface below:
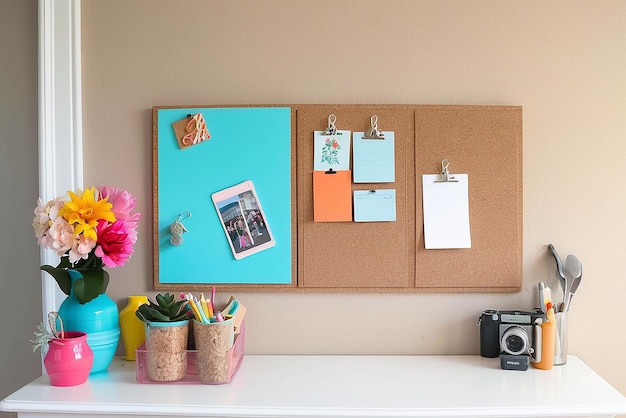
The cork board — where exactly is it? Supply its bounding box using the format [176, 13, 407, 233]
[296, 106, 415, 289]
[153, 104, 522, 292]
[413, 106, 523, 291]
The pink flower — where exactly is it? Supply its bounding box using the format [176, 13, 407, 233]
[94, 220, 136, 268]
[97, 185, 138, 220]
[122, 213, 141, 244]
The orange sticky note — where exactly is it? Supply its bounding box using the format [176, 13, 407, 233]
[313, 170, 352, 222]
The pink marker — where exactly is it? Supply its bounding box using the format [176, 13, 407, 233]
[215, 311, 224, 322]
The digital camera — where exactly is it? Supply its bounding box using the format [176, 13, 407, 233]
[477, 309, 545, 370]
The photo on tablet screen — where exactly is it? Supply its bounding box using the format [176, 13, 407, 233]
[212, 180, 275, 260]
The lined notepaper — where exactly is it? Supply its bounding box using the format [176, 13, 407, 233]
[352, 132, 395, 183]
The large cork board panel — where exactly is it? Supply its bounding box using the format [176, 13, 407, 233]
[152, 104, 522, 292]
[414, 106, 523, 291]
[296, 105, 415, 289]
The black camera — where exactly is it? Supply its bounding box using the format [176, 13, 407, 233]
[477, 309, 545, 370]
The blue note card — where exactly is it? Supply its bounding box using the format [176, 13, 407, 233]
[352, 132, 395, 183]
[353, 189, 396, 222]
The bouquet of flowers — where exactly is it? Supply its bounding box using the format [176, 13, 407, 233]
[33, 186, 141, 304]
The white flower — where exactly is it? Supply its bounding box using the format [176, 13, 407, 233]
[68, 235, 96, 264]
[48, 218, 75, 256]
[33, 197, 65, 245]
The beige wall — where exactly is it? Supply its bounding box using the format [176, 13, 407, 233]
[0, 1, 42, 417]
[82, 0, 626, 395]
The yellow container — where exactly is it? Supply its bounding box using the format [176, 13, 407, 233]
[119, 295, 149, 360]
[533, 307, 555, 370]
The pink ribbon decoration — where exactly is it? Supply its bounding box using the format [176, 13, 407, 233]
[182, 113, 210, 146]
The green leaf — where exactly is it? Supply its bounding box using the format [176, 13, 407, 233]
[73, 268, 109, 304]
[40, 265, 71, 296]
[137, 304, 169, 321]
[155, 305, 169, 316]
[156, 293, 167, 307]
[169, 300, 185, 318]
[164, 293, 174, 304]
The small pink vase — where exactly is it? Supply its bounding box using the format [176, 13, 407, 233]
[44, 331, 94, 387]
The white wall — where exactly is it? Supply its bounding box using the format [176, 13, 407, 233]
[80, 0, 626, 396]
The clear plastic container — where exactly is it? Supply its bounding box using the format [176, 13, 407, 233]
[136, 321, 245, 384]
[554, 311, 568, 366]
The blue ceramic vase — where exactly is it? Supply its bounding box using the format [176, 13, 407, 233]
[57, 270, 120, 375]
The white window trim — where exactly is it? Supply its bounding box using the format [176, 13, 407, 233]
[38, 0, 83, 321]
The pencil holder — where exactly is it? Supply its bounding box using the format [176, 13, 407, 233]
[144, 320, 189, 382]
[193, 319, 235, 384]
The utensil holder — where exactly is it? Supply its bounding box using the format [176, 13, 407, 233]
[554, 311, 569, 366]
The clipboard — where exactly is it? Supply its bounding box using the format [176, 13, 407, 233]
[312, 169, 352, 222]
[353, 116, 395, 183]
[422, 160, 471, 249]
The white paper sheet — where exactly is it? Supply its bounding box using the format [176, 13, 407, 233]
[422, 174, 471, 249]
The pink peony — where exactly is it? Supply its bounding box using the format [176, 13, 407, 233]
[122, 212, 141, 244]
[94, 220, 135, 268]
[97, 185, 138, 221]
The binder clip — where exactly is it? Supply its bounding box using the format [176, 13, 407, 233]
[362, 115, 385, 140]
[323, 114, 342, 136]
[434, 159, 459, 183]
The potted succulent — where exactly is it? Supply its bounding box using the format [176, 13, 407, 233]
[136, 293, 190, 382]
[31, 312, 94, 386]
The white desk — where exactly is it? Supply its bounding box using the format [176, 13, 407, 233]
[2, 355, 626, 418]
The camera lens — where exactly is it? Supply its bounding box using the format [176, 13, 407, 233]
[500, 326, 529, 355]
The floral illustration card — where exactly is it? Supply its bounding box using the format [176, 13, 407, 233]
[313, 130, 351, 171]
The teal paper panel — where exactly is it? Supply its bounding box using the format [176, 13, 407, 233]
[157, 107, 291, 284]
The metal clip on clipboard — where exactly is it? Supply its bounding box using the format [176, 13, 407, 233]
[362, 115, 385, 140]
[323, 114, 343, 136]
[434, 159, 459, 183]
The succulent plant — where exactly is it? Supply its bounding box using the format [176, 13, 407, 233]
[136, 292, 188, 322]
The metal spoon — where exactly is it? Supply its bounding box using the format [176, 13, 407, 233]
[563, 256, 582, 312]
[548, 244, 567, 306]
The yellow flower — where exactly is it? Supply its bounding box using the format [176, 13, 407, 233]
[58, 187, 116, 241]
